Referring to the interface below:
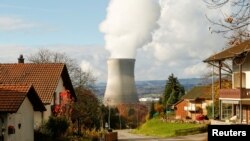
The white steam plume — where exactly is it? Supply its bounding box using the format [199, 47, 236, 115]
[100, 0, 160, 58]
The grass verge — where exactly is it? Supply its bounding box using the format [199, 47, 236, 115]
[132, 118, 207, 138]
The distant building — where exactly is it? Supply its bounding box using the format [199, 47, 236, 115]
[139, 96, 160, 112]
[139, 97, 160, 103]
[174, 86, 212, 120]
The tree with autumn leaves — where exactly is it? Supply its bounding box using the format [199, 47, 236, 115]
[52, 90, 74, 119]
[71, 88, 101, 130]
[206, 79, 232, 119]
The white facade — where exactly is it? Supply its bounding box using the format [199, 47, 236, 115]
[184, 103, 197, 111]
[34, 77, 65, 126]
[3, 97, 34, 141]
[34, 112, 42, 129]
[0, 114, 7, 141]
[232, 54, 250, 89]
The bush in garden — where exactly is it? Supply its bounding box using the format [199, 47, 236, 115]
[46, 116, 70, 138]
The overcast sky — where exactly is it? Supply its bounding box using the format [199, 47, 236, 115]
[0, 0, 228, 83]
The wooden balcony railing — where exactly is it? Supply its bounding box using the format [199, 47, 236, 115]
[219, 88, 250, 99]
[184, 106, 197, 111]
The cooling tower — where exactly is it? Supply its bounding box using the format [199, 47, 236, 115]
[104, 59, 139, 106]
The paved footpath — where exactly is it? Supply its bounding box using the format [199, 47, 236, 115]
[115, 129, 207, 141]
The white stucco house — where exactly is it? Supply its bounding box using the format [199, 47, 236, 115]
[0, 84, 45, 141]
[0, 56, 76, 128]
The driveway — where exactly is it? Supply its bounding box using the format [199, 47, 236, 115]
[115, 129, 207, 141]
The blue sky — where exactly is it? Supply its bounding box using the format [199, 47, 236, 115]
[0, 0, 108, 45]
[0, 0, 227, 82]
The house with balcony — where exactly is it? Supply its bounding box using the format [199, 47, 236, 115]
[204, 39, 250, 124]
[174, 86, 212, 120]
[0, 55, 76, 128]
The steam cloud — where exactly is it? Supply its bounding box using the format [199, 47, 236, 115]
[100, 0, 160, 58]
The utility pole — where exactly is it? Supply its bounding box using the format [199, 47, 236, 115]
[106, 97, 111, 131]
[108, 99, 111, 129]
[212, 64, 214, 119]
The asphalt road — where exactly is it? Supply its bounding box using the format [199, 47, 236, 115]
[115, 129, 207, 141]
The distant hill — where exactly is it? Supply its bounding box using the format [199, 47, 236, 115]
[93, 78, 209, 98]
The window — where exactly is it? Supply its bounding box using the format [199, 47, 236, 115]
[243, 106, 247, 122]
[222, 104, 233, 120]
[202, 102, 207, 109]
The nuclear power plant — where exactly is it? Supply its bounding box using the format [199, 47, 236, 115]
[104, 59, 139, 106]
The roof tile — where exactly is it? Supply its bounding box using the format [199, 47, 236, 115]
[0, 84, 31, 112]
[182, 86, 211, 100]
[0, 63, 64, 103]
[204, 39, 250, 62]
[0, 84, 46, 112]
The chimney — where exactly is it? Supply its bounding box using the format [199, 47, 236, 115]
[104, 59, 138, 107]
[18, 54, 24, 63]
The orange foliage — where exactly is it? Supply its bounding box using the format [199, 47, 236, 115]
[116, 103, 148, 126]
[154, 103, 164, 113]
[52, 89, 73, 119]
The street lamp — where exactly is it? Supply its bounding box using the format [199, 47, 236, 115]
[106, 98, 112, 132]
[115, 112, 122, 129]
[108, 103, 111, 130]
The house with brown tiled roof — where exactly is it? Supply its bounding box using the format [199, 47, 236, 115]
[174, 86, 212, 120]
[0, 57, 76, 127]
[0, 84, 45, 141]
[204, 39, 250, 124]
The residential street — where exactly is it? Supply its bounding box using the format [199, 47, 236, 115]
[116, 129, 207, 141]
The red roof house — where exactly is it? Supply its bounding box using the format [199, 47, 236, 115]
[0, 84, 45, 141]
[174, 86, 212, 120]
[0, 60, 76, 127]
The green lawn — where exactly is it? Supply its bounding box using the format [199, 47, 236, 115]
[132, 118, 207, 138]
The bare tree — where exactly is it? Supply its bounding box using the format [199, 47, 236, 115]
[204, 0, 250, 42]
[28, 48, 96, 88]
[28, 49, 103, 132]
[202, 62, 232, 78]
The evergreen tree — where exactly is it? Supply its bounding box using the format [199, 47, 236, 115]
[166, 91, 177, 105]
[163, 73, 185, 109]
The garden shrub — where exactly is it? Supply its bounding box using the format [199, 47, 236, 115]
[46, 116, 70, 138]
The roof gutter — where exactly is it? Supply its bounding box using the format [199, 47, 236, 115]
[206, 62, 232, 73]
